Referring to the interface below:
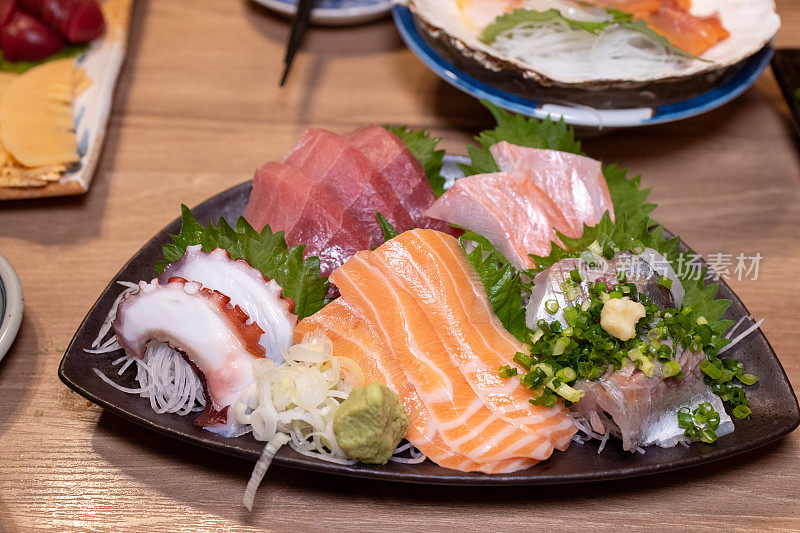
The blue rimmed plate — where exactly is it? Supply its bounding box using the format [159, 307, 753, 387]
[253, 0, 392, 26]
[392, 5, 774, 129]
[0, 252, 23, 363]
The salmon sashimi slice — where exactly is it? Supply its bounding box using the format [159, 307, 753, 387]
[641, 2, 729, 57]
[579, 0, 728, 56]
[333, 246, 558, 463]
[244, 162, 373, 276]
[295, 299, 538, 473]
[423, 172, 570, 270]
[341, 125, 453, 234]
[283, 128, 414, 247]
[370, 230, 576, 451]
[490, 142, 614, 235]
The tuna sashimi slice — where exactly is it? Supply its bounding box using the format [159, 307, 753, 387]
[423, 172, 571, 270]
[490, 142, 614, 236]
[342, 125, 451, 233]
[283, 128, 413, 246]
[295, 299, 537, 473]
[244, 162, 372, 277]
[333, 254, 551, 464]
[370, 230, 576, 451]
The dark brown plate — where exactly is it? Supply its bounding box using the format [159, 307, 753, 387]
[59, 157, 799, 485]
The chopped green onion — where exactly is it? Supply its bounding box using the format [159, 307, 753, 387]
[570, 269, 583, 283]
[545, 299, 560, 314]
[732, 405, 752, 419]
[658, 275, 673, 290]
[661, 360, 682, 378]
[513, 352, 533, 371]
[556, 367, 577, 382]
[552, 337, 568, 356]
[498, 366, 518, 378]
[739, 373, 758, 386]
[696, 316, 708, 326]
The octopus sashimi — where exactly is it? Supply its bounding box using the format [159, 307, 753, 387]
[423, 172, 570, 270]
[244, 161, 373, 277]
[370, 230, 576, 450]
[112, 278, 266, 437]
[490, 142, 614, 235]
[158, 245, 297, 363]
[283, 128, 414, 247]
[295, 299, 538, 473]
[341, 125, 452, 233]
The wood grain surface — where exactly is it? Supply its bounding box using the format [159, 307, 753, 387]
[1, 1, 799, 531]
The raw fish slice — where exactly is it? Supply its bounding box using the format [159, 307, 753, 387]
[159, 245, 297, 363]
[490, 142, 613, 235]
[641, 1, 729, 57]
[112, 278, 266, 437]
[423, 172, 570, 270]
[333, 252, 554, 463]
[580, 0, 728, 55]
[295, 299, 537, 473]
[283, 128, 414, 246]
[370, 230, 576, 450]
[341, 125, 452, 233]
[573, 348, 734, 451]
[244, 162, 372, 277]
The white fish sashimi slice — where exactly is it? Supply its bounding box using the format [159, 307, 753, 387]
[424, 172, 570, 270]
[159, 245, 297, 363]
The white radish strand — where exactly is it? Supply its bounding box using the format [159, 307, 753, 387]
[491, 21, 694, 83]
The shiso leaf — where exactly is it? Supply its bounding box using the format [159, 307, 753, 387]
[376, 212, 400, 242]
[460, 231, 531, 343]
[480, 8, 699, 60]
[157, 205, 330, 319]
[384, 125, 446, 197]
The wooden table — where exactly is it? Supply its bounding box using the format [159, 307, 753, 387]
[1, 1, 799, 530]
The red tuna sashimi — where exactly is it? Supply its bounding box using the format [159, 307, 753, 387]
[423, 172, 571, 270]
[244, 162, 372, 276]
[341, 125, 451, 233]
[284, 128, 413, 246]
[490, 142, 614, 237]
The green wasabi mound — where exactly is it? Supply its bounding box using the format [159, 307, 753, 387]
[333, 382, 410, 464]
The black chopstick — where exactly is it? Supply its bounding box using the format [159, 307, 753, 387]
[280, 0, 316, 87]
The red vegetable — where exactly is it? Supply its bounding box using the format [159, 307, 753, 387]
[17, 0, 104, 43]
[0, 7, 64, 61]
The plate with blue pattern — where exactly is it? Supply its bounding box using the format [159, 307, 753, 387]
[392, 5, 774, 129]
[0, 252, 22, 363]
[253, 0, 392, 26]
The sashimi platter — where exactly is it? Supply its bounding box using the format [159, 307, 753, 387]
[60, 102, 799, 507]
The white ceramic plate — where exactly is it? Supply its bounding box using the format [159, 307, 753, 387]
[253, 0, 392, 26]
[0, 252, 23, 363]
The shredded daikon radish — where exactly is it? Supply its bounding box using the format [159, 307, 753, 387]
[718, 317, 764, 355]
[93, 341, 206, 415]
[491, 21, 694, 82]
[243, 433, 290, 511]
